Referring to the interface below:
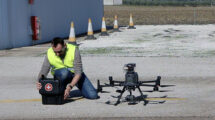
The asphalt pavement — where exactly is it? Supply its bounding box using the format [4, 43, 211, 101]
[0, 37, 215, 120]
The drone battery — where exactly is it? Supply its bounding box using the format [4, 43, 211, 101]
[39, 78, 64, 105]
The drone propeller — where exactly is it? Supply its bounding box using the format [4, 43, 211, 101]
[105, 100, 118, 105]
[149, 101, 166, 104]
[160, 95, 168, 98]
[111, 95, 119, 98]
[105, 101, 111, 105]
[104, 83, 111, 86]
[159, 85, 175, 87]
[142, 90, 172, 93]
[116, 90, 123, 93]
[105, 100, 128, 105]
[100, 91, 110, 93]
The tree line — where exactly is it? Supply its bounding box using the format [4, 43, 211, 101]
[123, 0, 214, 6]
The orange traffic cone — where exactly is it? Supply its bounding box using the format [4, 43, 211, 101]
[113, 15, 120, 32]
[100, 17, 109, 36]
[68, 22, 77, 45]
[128, 14, 136, 29]
[85, 18, 96, 40]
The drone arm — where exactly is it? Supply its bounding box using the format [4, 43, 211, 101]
[139, 84, 156, 87]
[139, 80, 157, 83]
[139, 76, 161, 86]
[108, 83, 123, 86]
[112, 80, 124, 83]
[99, 84, 112, 87]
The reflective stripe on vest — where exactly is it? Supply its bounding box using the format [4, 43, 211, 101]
[47, 43, 76, 75]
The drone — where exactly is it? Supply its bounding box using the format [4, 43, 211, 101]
[97, 63, 172, 106]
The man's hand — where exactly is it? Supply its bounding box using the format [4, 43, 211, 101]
[64, 87, 72, 100]
[36, 82, 42, 90]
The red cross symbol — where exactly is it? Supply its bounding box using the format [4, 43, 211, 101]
[45, 83, 53, 91]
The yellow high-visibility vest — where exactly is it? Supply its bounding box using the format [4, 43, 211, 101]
[47, 43, 76, 75]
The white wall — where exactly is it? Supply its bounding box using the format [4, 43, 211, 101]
[114, 0, 122, 5]
[104, 0, 122, 5]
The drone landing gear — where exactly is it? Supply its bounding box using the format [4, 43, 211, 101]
[114, 86, 147, 106]
[153, 86, 159, 91]
[114, 86, 126, 106]
[137, 86, 148, 106]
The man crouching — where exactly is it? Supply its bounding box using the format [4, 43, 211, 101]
[36, 37, 98, 100]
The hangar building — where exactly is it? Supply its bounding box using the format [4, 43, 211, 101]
[0, 0, 103, 50]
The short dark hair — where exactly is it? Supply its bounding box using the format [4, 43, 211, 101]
[51, 37, 64, 47]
